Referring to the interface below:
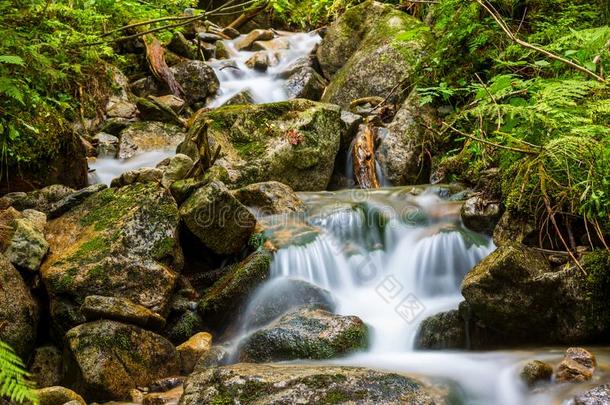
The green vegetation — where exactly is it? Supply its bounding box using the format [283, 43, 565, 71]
[0, 340, 37, 404]
[0, 0, 194, 175]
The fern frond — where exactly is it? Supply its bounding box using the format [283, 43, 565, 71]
[0, 340, 38, 404]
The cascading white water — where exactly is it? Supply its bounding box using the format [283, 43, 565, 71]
[90, 32, 321, 184]
[246, 186, 610, 404]
[208, 32, 321, 106]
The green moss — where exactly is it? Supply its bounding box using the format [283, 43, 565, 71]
[584, 250, 610, 330]
[151, 236, 176, 259]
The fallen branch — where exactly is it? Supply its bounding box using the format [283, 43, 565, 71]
[475, 0, 605, 83]
[144, 35, 183, 98]
[229, 2, 267, 30]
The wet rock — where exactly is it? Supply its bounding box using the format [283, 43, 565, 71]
[235, 29, 274, 51]
[520, 360, 553, 387]
[232, 181, 304, 216]
[414, 310, 466, 350]
[30, 346, 63, 388]
[131, 76, 163, 98]
[161, 154, 194, 189]
[180, 363, 445, 405]
[243, 278, 334, 330]
[48, 183, 108, 219]
[118, 121, 184, 159]
[461, 196, 502, 235]
[197, 251, 271, 329]
[143, 386, 183, 405]
[36, 386, 86, 405]
[170, 60, 219, 105]
[221, 89, 254, 106]
[573, 384, 610, 405]
[555, 347, 596, 383]
[81, 295, 166, 330]
[461, 243, 551, 342]
[193, 344, 230, 370]
[177, 332, 212, 374]
[220, 27, 240, 39]
[149, 376, 186, 393]
[285, 67, 327, 101]
[181, 99, 342, 191]
[377, 91, 436, 186]
[168, 32, 198, 59]
[238, 306, 368, 362]
[319, 1, 430, 108]
[111, 167, 164, 188]
[64, 320, 180, 401]
[339, 111, 364, 148]
[493, 209, 537, 247]
[3, 210, 48, 272]
[136, 97, 183, 126]
[100, 117, 131, 136]
[214, 40, 231, 59]
[251, 37, 290, 52]
[245, 51, 278, 72]
[197, 32, 224, 43]
[179, 180, 256, 255]
[460, 243, 606, 345]
[0, 254, 38, 358]
[93, 132, 120, 157]
[5, 185, 74, 213]
[150, 95, 185, 113]
[41, 183, 182, 333]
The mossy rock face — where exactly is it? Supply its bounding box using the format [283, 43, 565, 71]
[41, 183, 182, 334]
[414, 310, 466, 350]
[0, 254, 39, 359]
[182, 99, 342, 191]
[179, 180, 257, 255]
[197, 251, 271, 329]
[231, 181, 304, 216]
[64, 320, 180, 402]
[179, 363, 447, 405]
[461, 243, 610, 345]
[238, 306, 368, 362]
[319, 1, 431, 108]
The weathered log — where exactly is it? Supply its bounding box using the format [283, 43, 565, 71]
[352, 123, 380, 189]
[144, 34, 184, 98]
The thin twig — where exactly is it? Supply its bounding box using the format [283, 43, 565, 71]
[442, 121, 540, 154]
[475, 0, 605, 83]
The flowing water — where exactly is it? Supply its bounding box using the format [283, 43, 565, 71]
[240, 186, 610, 404]
[86, 31, 610, 404]
[90, 32, 321, 184]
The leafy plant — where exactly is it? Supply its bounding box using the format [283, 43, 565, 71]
[0, 340, 38, 404]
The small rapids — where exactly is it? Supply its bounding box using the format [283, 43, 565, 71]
[90, 31, 321, 184]
[238, 186, 610, 405]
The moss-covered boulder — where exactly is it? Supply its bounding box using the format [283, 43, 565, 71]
[64, 320, 180, 401]
[318, 1, 431, 108]
[41, 183, 182, 333]
[414, 310, 466, 350]
[179, 363, 446, 405]
[1, 208, 49, 272]
[461, 244, 610, 345]
[519, 360, 553, 388]
[179, 99, 343, 191]
[179, 180, 257, 255]
[238, 306, 368, 362]
[197, 251, 271, 329]
[81, 295, 166, 330]
[170, 60, 219, 106]
[232, 181, 304, 216]
[0, 254, 38, 358]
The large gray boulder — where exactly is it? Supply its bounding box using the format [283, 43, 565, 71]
[41, 183, 182, 333]
[179, 180, 257, 255]
[319, 1, 431, 108]
[179, 99, 343, 191]
[64, 320, 180, 401]
[238, 306, 368, 362]
[171, 60, 220, 105]
[0, 254, 38, 358]
[179, 363, 446, 405]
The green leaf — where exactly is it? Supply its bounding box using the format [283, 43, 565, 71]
[0, 55, 24, 65]
[534, 60, 551, 67]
